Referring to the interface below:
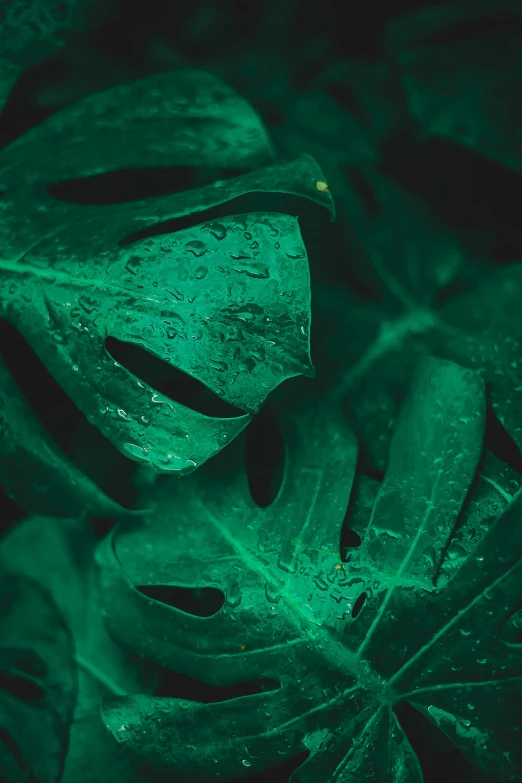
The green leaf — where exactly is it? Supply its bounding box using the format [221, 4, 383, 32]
[0, 354, 141, 517]
[307, 164, 522, 471]
[0, 570, 77, 782]
[97, 357, 521, 782]
[0, 514, 153, 783]
[0, 0, 118, 114]
[0, 68, 275, 179]
[0, 69, 334, 514]
[386, 3, 522, 171]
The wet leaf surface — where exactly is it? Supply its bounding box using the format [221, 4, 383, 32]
[97, 358, 522, 782]
[0, 353, 138, 517]
[0, 69, 334, 512]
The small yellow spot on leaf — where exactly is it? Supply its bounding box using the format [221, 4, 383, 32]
[335, 563, 343, 571]
[315, 180, 329, 193]
[240, 643, 246, 651]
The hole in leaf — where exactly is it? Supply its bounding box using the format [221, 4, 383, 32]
[340, 526, 362, 554]
[47, 166, 246, 205]
[358, 466, 384, 482]
[484, 407, 522, 475]
[119, 191, 317, 246]
[137, 585, 225, 618]
[351, 592, 366, 619]
[394, 701, 457, 782]
[0, 673, 45, 703]
[0, 320, 139, 508]
[152, 661, 280, 703]
[105, 337, 245, 418]
[245, 406, 285, 508]
[340, 472, 380, 562]
[0, 488, 25, 538]
[343, 166, 380, 216]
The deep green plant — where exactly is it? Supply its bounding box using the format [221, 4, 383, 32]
[0, 3, 521, 783]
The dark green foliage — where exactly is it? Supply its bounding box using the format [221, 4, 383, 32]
[0, 571, 77, 782]
[97, 359, 522, 782]
[0, 2, 521, 783]
[0, 69, 333, 513]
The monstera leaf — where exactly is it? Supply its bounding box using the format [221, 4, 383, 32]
[294, 159, 522, 472]
[0, 570, 78, 782]
[386, 2, 522, 171]
[0, 353, 144, 517]
[0, 67, 334, 515]
[97, 357, 521, 782]
[0, 513, 155, 783]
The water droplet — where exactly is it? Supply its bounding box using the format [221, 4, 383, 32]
[210, 360, 228, 372]
[124, 443, 150, 462]
[186, 240, 209, 257]
[241, 760, 251, 767]
[208, 222, 227, 240]
[265, 582, 281, 604]
[233, 263, 269, 279]
[194, 266, 208, 279]
[124, 256, 142, 275]
[286, 247, 306, 260]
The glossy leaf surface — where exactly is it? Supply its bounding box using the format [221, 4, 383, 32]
[98, 357, 521, 782]
[0, 68, 333, 516]
[0, 354, 138, 517]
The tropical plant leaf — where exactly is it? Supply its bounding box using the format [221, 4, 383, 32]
[0, 513, 154, 783]
[0, 69, 333, 518]
[0, 67, 275, 179]
[298, 159, 522, 471]
[0, 569, 78, 782]
[97, 357, 521, 782]
[0, 353, 142, 517]
[386, 2, 522, 171]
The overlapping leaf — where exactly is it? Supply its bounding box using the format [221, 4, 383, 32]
[0, 67, 334, 515]
[97, 357, 522, 782]
[0, 513, 153, 783]
[386, 2, 522, 171]
[0, 354, 142, 517]
[294, 160, 522, 472]
[0, 569, 77, 782]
